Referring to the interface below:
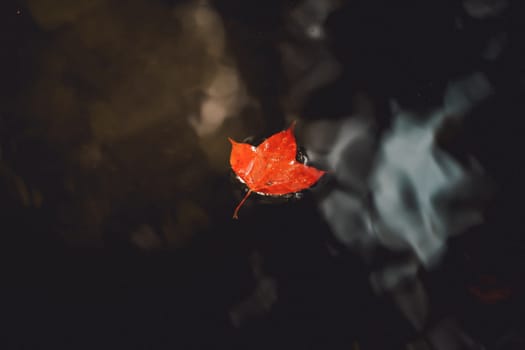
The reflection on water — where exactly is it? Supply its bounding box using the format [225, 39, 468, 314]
[1, 0, 524, 349]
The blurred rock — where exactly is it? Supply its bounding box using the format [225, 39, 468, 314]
[408, 318, 484, 350]
[27, 0, 106, 30]
[165, 199, 209, 247]
[15, 0, 259, 247]
[279, 0, 342, 115]
[130, 224, 162, 251]
[300, 73, 495, 338]
[463, 0, 508, 19]
[229, 252, 277, 328]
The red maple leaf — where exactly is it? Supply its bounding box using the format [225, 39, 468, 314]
[228, 121, 325, 219]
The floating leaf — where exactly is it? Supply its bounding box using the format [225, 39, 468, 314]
[229, 122, 325, 218]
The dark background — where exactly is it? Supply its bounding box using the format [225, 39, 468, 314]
[1, 0, 524, 349]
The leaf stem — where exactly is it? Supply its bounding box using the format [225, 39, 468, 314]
[233, 189, 252, 219]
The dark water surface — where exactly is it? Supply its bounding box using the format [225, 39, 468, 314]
[1, 1, 524, 349]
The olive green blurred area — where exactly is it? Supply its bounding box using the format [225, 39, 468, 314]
[1, 0, 266, 249]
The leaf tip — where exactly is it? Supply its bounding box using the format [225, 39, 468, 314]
[289, 120, 297, 132]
